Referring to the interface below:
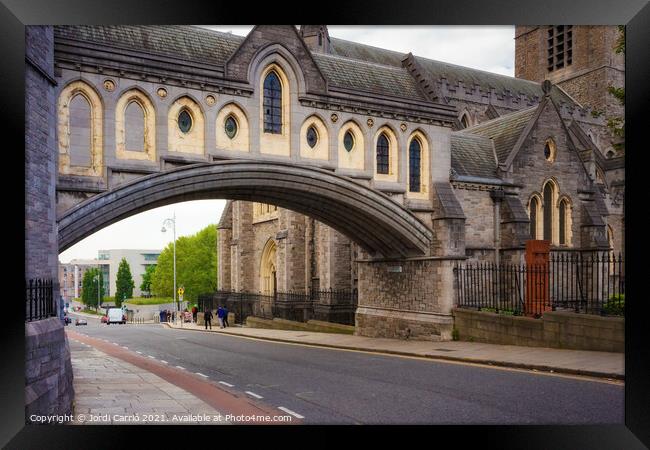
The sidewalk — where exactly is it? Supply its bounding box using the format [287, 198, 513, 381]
[68, 336, 229, 424]
[164, 321, 624, 380]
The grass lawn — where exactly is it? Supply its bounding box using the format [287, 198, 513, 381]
[82, 308, 104, 316]
[124, 297, 174, 305]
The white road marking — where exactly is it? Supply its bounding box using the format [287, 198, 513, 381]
[196, 372, 209, 378]
[176, 366, 185, 370]
[278, 407, 304, 419]
[160, 360, 168, 364]
[136, 351, 142, 354]
[245, 391, 263, 399]
[147, 355, 156, 359]
[218, 381, 234, 387]
[112, 342, 118, 345]
[122, 346, 128, 350]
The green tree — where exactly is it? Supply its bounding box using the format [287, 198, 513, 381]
[81, 268, 104, 310]
[140, 264, 156, 296]
[114, 258, 135, 307]
[151, 224, 218, 306]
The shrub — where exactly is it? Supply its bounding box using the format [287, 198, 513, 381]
[602, 294, 624, 316]
[451, 328, 460, 341]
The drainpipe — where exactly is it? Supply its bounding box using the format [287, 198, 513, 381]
[490, 190, 505, 265]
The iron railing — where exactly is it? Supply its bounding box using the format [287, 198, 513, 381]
[26, 279, 57, 322]
[454, 251, 624, 317]
[198, 288, 358, 325]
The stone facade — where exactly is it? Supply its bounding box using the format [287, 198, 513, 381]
[25, 26, 74, 419]
[48, 25, 623, 341]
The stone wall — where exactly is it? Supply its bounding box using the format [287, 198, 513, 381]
[25, 318, 74, 420]
[453, 308, 623, 352]
[355, 258, 456, 341]
[25, 26, 74, 418]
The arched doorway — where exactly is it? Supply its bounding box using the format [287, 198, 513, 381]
[260, 239, 277, 296]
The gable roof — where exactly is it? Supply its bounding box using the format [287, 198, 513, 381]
[450, 133, 497, 179]
[458, 106, 538, 163]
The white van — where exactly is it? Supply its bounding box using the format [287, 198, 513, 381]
[106, 307, 126, 325]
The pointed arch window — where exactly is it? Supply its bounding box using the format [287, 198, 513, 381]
[409, 138, 421, 192]
[543, 182, 555, 241]
[124, 100, 145, 152]
[376, 133, 390, 174]
[263, 71, 282, 134]
[68, 93, 92, 166]
[559, 199, 567, 245]
[530, 197, 539, 239]
[460, 113, 470, 129]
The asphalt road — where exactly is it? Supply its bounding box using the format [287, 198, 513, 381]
[66, 313, 624, 425]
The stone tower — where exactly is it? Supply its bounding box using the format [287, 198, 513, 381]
[515, 26, 624, 115]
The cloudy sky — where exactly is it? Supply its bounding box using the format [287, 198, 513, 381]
[58, 25, 515, 263]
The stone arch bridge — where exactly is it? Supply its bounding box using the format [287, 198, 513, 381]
[58, 160, 433, 259]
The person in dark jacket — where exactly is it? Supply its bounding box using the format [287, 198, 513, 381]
[204, 309, 213, 330]
[222, 305, 229, 328]
[191, 305, 198, 323]
[216, 305, 225, 328]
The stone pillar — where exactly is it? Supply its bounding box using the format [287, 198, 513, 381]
[355, 182, 465, 341]
[217, 226, 232, 291]
[230, 201, 254, 291]
[25, 25, 74, 418]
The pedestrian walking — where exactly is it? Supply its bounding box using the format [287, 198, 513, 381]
[204, 309, 213, 330]
[222, 305, 229, 328]
[191, 305, 198, 323]
[217, 305, 225, 328]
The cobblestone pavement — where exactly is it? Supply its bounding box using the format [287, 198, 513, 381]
[68, 337, 229, 425]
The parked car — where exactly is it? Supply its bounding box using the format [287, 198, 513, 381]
[63, 314, 72, 325]
[106, 307, 126, 325]
[75, 318, 87, 326]
[101, 315, 108, 324]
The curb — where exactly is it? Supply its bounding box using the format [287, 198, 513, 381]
[161, 323, 624, 381]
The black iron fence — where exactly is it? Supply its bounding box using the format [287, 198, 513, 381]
[26, 279, 57, 322]
[198, 288, 358, 325]
[454, 252, 624, 317]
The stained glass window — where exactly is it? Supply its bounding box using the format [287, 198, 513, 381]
[559, 201, 566, 245]
[225, 116, 238, 139]
[178, 110, 192, 133]
[263, 71, 282, 134]
[376, 134, 389, 174]
[409, 138, 421, 192]
[530, 197, 538, 239]
[344, 131, 354, 152]
[543, 183, 554, 241]
[306, 126, 318, 148]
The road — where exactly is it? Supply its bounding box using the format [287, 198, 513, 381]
[66, 313, 624, 425]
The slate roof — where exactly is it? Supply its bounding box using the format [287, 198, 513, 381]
[54, 25, 575, 106]
[311, 53, 426, 100]
[329, 36, 573, 105]
[54, 25, 244, 67]
[450, 133, 497, 179]
[458, 106, 538, 164]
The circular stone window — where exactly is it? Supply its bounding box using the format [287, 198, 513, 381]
[225, 116, 238, 139]
[178, 110, 193, 134]
[343, 130, 355, 152]
[544, 138, 556, 162]
[306, 126, 318, 148]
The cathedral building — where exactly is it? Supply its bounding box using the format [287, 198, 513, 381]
[53, 25, 624, 337]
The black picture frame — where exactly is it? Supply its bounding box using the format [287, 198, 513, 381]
[2, 0, 647, 447]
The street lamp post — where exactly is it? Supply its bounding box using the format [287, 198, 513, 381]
[162, 212, 178, 326]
